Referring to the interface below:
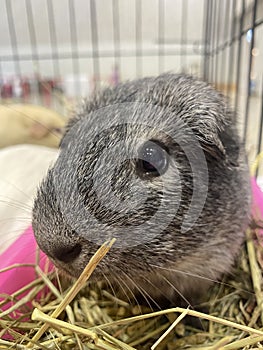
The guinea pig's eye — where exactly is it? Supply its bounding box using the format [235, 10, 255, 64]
[136, 140, 169, 177]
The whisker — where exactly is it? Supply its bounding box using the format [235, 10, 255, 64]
[114, 271, 142, 313]
[0, 181, 37, 203]
[159, 275, 207, 331]
[0, 217, 31, 224]
[150, 264, 221, 284]
[139, 274, 175, 306]
[0, 229, 38, 253]
[120, 271, 158, 313]
[161, 275, 192, 307]
[150, 264, 255, 297]
[113, 273, 134, 306]
[102, 272, 119, 305]
[0, 198, 33, 212]
[0, 232, 31, 247]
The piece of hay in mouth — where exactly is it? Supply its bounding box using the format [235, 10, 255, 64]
[0, 228, 263, 350]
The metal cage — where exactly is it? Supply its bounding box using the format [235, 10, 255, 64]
[204, 0, 263, 175]
[0, 0, 262, 173]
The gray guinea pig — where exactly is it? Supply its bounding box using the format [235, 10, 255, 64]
[32, 74, 251, 306]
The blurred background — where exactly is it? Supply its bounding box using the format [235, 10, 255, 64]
[0, 0, 262, 171]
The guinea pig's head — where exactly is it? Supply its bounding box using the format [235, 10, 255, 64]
[32, 75, 249, 299]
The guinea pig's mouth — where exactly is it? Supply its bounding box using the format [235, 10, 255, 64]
[49, 257, 87, 279]
[46, 244, 109, 280]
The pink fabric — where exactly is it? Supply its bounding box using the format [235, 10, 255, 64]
[251, 177, 263, 216]
[0, 226, 53, 296]
[0, 226, 53, 338]
[251, 177, 263, 239]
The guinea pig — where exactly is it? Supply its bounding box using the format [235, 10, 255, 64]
[0, 104, 66, 148]
[32, 74, 251, 306]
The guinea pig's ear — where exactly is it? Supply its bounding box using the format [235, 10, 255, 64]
[189, 108, 230, 162]
[194, 127, 226, 162]
[202, 143, 226, 160]
[198, 122, 241, 165]
[200, 138, 226, 161]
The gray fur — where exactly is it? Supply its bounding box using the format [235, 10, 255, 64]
[32, 74, 251, 305]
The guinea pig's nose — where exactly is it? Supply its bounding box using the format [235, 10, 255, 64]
[53, 243, 82, 263]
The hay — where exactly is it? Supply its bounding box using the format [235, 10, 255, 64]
[1, 229, 263, 350]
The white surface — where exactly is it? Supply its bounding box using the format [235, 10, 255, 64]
[0, 144, 58, 254]
[257, 177, 263, 192]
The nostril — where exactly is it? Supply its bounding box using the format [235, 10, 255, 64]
[53, 243, 82, 263]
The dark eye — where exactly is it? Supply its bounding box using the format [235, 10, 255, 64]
[137, 140, 169, 177]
